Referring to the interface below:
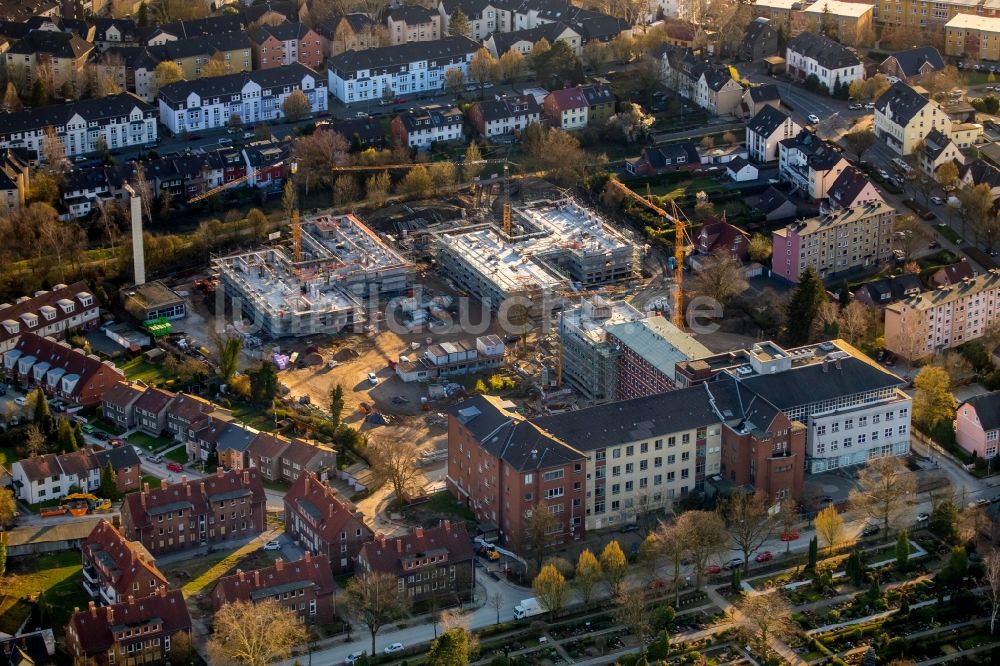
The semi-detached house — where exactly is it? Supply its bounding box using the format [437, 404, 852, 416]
[391, 104, 464, 148]
[657, 46, 742, 115]
[786, 31, 864, 93]
[11, 446, 141, 504]
[3, 332, 124, 407]
[468, 94, 540, 138]
[0, 93, 157, 160]
[0, 282, 101, 354]
[326, 36, 479, 103]
[874, 81, 957, 156]
[746, 105, 800, 163]
[157, 63, 327, 135]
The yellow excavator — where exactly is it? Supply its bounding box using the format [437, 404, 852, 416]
[41, 493, 112, 517]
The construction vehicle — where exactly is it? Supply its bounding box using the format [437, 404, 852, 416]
[606, 179, 692, 329]
[41, 493, 112, 517]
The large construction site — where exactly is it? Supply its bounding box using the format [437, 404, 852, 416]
[213, 213, 414, 339]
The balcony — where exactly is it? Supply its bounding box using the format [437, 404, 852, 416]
[82, 565, 100, 585]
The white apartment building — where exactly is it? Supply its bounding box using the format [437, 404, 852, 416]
[885, 269, 1000, 360]
[746, 105, 800, 163]
[326, 36, 479, 103]
[786, 31, 864, 93]
[157, 64, 327, 135]
[778, 130, 850, 200]
[392, 104, 465, 148]
[874, 81, 953, 155]
[0, 93, 156, 160]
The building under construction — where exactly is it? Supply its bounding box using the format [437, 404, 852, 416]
[434, 198, 641, 311]
[214, 213, 414, 339]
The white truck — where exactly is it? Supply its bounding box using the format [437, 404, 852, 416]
[513, 597, 544, 620]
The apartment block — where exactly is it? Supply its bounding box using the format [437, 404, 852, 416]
[4, 29, 94, 91]
[391, 104, 465, 148]
[81, 520, 168, 607]
[746, 105, 801, 163]
[785, 31, 864, 93]
[387, 5, 442, 44]
[885, 269, 1000, 359]
[945, 13, 1000, 59]
[778, 130, 850, 200]
[120, 469, 267, 556]
[0, 282, 100, 354]
[0, 148, 30, 215]
[955, 391, 1000, 459]
[250, 22, 324, 69]
[878, 0, 981, 29]
[771, 201, 895, 282]
[283, 471, 373, 573]
[874, 81, 955, 156]
[211, 553, 335, 624]
[468, 93, 541, 138]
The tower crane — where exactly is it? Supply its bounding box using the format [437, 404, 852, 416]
[606, 179, 692, 329]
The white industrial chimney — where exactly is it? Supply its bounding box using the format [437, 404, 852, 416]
[124, 183, 145, 285]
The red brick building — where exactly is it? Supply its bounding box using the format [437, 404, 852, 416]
[120, 469, 266, 556]
[65, 589, 192, 666]
[283, 471, 373, 573]
[211, 552, 336, 624]
[3, 332, 125, 407]
[81, 519, 168, 606]
[249, 22, 325, 69]
[356, 521, 475, 606]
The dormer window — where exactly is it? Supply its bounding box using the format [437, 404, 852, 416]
[20, 313, 37, 328]
[40, 306, 56, 321]
[77, 292, 93, 307]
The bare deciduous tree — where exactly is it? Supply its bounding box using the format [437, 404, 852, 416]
[205, 599, 307, 666]
[678, 510, 727, 590]
[849, 456, 916, 536]
[719, 488, 777, 573]
[983, 548, 1000, 635]
[689, 248, 749, 305]
[367, 433, 421, 505]
[344, 572, 410, 657]
[734, 591, 795, 660]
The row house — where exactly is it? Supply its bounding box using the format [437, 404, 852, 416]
[132, 387, 175, 435]
[785, 31, 864, 94]
[283, 471, 373, 573]
[193, 419, 254, 467]
[246, 431, 337, 483]
[100, 380, 146, 430]
[121, 469, 267, 555]
[483, 21, 581, 58]
[4, 28, 94, 91]
[387, 5, 442, 44]
[317, 117, 387, 149]
[317, 13, 377, 57]
[356, 522, 475, 606]
[212, 553, 336, 624]
[438, 0, 627, 44]
[742, 84, 781, 118]
[778, 130, 849, 200]
[746, 105, 800, 163]
[65, 590, 192, 666]
[3, 332, 124, 407]
[0, 148, 30, 215]
[157, 63, 327, 135]
[0, 93, 156, 160]
[11, 446, 140, 504]
[468, 94, 540, 137]
[0, 282, 100, 354]
[81, 519, 168, 607]
[391, 104, 464, 149]
[164, 392, 229, 441]
[771, 201, 896, 283]
[59, 165, 123, 219]
[249, 21, 324, 70]
[542, 83, 614, 130]
[886, 268, 1000, 360]
[326, 35, 479, 103]
[657, 46, 742, 115]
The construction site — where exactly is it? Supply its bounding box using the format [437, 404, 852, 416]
[213, 213, 414, 339]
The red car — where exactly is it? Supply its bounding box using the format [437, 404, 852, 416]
[780, 531, 800, 542]
[166, 462, 183, 473]
[703, 564, 721, 575]
[755, 551, 773, 562]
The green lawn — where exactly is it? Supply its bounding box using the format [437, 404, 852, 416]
[229, 402, 276, 432]
[936, 224, 963, 244]
[141, 474, 161, 488]
[0, 551, 90, 637]
[261, 478, 290, 493]
[424, 490, 476, 521]
[648, 177, 722, 199]
[127, 431, 173, 451]
[119, 357, 173, 385]
[165, 446, 189, 464]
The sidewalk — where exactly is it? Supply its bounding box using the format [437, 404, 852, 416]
[705, 586, 806, 666]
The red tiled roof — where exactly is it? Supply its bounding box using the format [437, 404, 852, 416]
[247, 431, 291, 460]
[15, 452, 63, 483]
[358, 521, 474, 577]
[0, 282, 93, 346]
[284, 471, 370, 544]
[101, 381, 146, 409]
[57, 448, 97, 480]
[12, 333, 124, 397]
[82, 520, 167, 593]
[281, 438, 335, 467]
[168, 393, 221, 423]
[547, 86, 588, 111]
[133, 387, 175, 414]
[213, 552, 335, 604]
[122, 469, 265, 531]
[67, 588, 191, 656]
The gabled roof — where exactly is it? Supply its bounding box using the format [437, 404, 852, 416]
[752, 186, 793, 215]
[747, 104, 792, 137]
[146, 15, 242, 41]
[786, 31, 860, 70]
[158, 63, 320, 105]
[10, 333, 124, 397]
[250, 21, 313, 44]
[962, 391, 1000, 431]
[743, 16, 775, 44]
[133, 386, 175, 414]
[748, 84, 780, 103]
[0, 282, 95, 346]
[82, 520, 166, 592]
[828, 165, 878, 208]
[284, 471, 371, 543]
[387, 5, 437, 24]
[486, 21, 576, 55]
[934, 259, 975, 286]
[94, 446, 142, 474]
[93, 18, 138, 43]
[328, 36, 479, 75]
[359, 522, 474, 576]
[699, 220, 750, 256]
[123, 469, 265, 530]
[874, 81, 932, 127]
[580, 83, 614, 106]
[472, 94, 540, 122]
[961, 158, 1000, 189]
[546, 86, 588, 110]
[247, 431, 291, 460]
[321, 116, 385, 143]
[0, 629, 53, 666]
[281, 438, 335, 467]
[7, 28, 93, 58]
[242, 1, 300, 25]
[0, 93, 153, 139]
[882, 46, 945, 78]
[214, 553, 335, 603]
[317, 12, 374, 38]
[396, 104, 463, 132]
[923, 126, 954, 160]
[66, 589, 191, 656]
[643, 142, 699, 168]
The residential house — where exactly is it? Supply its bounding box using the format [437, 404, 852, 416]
[748, 186, 797, 222]
[387, 5, 442, 44]
[3, 332, 125, 407]
[157, 64, 328, 134]
[189, 419, 256, 467]
[437, 0, 502, 41]
[245, 1, 301, 26]
[0, 629, 56, 666]
[320, 117, 387, 149]
[483, 22, 581, 58]
[930, 258, 975, 287]
[81, 520, 168, 607]
[100, 381, 146, 430]
[697, 220, 750, 262]
[955, 392, 1000, 458]
[11, 446, 141, 504]
[92, 18, 139, 49]
[946, 14, 1000, 60]
[64, 590, 192, 666]
[746, 105, 800, 163]
[145, 15, 244, 45]
[543, 86, 589, 130]
[0, 93, 156, 160]
[146, 32, 252, 80]
[959, 158, 1000, 198]
[0, 148, 30, 214]
[164, 393, 226, 441]
[133, 387, 176, 436]
[246, 431, 336, 484]
[120, 469, 267, 555]
[778, 130, 850, 200]
[727, 156, 758, 181]
[0, 282, 100, 354]
[356, 521, 475, 605]
[468, 93, 540, 138]
[391, 104, 465, 149]
[249, 22, 324, 70]
[920, 127, 965, 175]
[4, 28, 94, 91]
[658, 47, 743, 115]
[874, 81, 954, 156]
[772, 201, 896, 282]
[662, 20, 701, 49]
[326, 36, 479, 103]
[624, 142, 700, 175]
[318, 13, 376, 57]
[785, 31, 864, 94]
[283, 471, 373, 573]
[741, 17, 779, 61]
[211, 553, 336, 623]
[395, 335, 506, 383]
[854, 273, 923, 307]
[879, 46, 946, 83]
[742, 84, 781, 118]
[580, 82, 615, 125]
[826, 165, 884, 210]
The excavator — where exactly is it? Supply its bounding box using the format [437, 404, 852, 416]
[40, 493, 113, 517]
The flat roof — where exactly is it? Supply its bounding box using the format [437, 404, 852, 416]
[299, 213, 410, 275]
[945, 13, 1000, 30]
[753, 0, 799, 9]
[122, 281, 183, 309]
[803, 0, 874, 17]
[604, 315, 712, 380]
[438, 226, 567, 293]
[561, 298, 644, 345]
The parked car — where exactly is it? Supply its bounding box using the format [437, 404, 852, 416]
[166, 462, 184, 473]
[367, 372, 379, 385]
[620, 524, 640, 533]
[723, 557, 743, 570]
[13, 396, 26, 406]
[755, 551, 773, 562]
[931, 196, 945, 205]
[263, 540, 282, 551]
[780, 531, 800, 542]
[345, 652, 367, 665]
[149, 454, 163, 463]
[703, 564, 721, 575]
[807, 113, 820, 124]
[861, 524, 880, 537]
[916, 512, 930, 523]
[848, 103, 862, 110]
[864, 102, 875, 110]
[384, 643, 405, 655]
